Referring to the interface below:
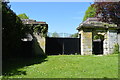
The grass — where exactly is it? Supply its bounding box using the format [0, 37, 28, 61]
[2, 54, 118, 78]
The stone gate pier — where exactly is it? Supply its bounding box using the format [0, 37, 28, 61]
[77, 18, 120, 55]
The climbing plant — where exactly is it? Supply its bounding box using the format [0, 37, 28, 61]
[93, 34, 104, 40]
[33, 24, 48, 37]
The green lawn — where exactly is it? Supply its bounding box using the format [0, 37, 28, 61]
[3, 54, 118, 78]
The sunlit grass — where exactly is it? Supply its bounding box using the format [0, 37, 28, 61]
[3, 54, 118, 78]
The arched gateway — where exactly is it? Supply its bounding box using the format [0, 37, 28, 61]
[77, 18, 120, 55]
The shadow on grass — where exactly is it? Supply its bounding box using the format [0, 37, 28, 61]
[2, 35, 47, 77]
[2, 56, 47, 77]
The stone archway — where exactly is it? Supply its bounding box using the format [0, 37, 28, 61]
[93, 33, 104, 55]
[77, 18, 119, 55]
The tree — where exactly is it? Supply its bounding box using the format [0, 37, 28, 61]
[70, 33, 78, 38]
[93, 1, 120, 26]
[52, 32, 59, 37]
[2, 2, 27, 57]
[18, 13, 29, 19]
[83, 5, 96, 22]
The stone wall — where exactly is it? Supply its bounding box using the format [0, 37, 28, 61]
[33, 34, 46, 56]
[118, 33, 120, 52]
[103, 30, 118, 55]
[103, 32, 108, 55]
[108, 30, 118, 54]
[81, 29, 92, 55]
[34, 34, 46, 53]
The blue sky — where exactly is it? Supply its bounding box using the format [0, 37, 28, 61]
[9, 2, 92, 34]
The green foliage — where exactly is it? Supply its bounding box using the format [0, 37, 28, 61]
[113, 43, 119, 54]
[33, 24, 48, 37]
[93, 34, 104, 40]
[2, 2, 28, 57]
[18, 13, 29, 19]
[33, 25, 41, 33]
[70, 33, 78, 38]
[22, 24, 33, 35]
[83, 5, 96, 22]
[52, 32, 59, 37]
[93, 2, 120, 25]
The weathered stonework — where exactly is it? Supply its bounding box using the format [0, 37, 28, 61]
[34, 34, 46, 53]
[77, 18, 119, 55]
[103, 32, 108, 55]
[81, 30, 92, 55]
[103, 30, 118, 55]
[117, 34, 120, 52]
[107, 30, 118, 54]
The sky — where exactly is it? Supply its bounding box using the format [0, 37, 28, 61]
[9, 2, 92, 34]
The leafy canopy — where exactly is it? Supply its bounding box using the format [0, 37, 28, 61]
[18, 13, 29, 19]
[2, 2, 27, 57]
[83, 5, 96, 22]
[93, 1, 120, 26]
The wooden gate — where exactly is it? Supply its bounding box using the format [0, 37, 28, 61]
[46, 37, 81, 55]
[93, 40, 103, 55]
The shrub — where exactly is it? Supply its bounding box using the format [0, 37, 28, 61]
[113, 43, 119, 54]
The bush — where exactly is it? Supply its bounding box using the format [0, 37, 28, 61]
[113, 43, 119, 54]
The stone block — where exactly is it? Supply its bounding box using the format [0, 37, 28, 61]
[81, 30, 92, 55]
